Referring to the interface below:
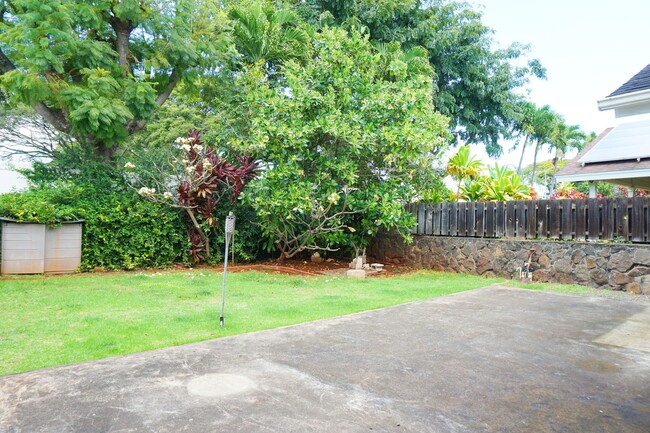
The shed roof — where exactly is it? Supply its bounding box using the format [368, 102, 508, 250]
[608, 63, 650, 97]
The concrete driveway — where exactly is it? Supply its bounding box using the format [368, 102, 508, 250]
[1, 286, 649, 433]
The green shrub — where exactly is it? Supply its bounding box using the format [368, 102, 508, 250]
[1, 154, 264, 270]
[0, 156, 189, 270]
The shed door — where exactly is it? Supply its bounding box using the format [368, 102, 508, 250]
[45, 224, 82, 273]
[1, 222, 46, 274]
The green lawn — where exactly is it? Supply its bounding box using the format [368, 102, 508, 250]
[0, 269, 633, 376]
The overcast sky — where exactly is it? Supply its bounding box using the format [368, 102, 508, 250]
[470, 0, 650, 167]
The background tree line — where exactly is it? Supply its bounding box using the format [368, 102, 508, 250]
[0, 0, 591, 268]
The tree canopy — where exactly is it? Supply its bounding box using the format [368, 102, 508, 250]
[209, 26, 449, 258]
[298, 0, 546, 156]
[0, 0, 230, 160]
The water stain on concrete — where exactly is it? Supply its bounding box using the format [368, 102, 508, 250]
[577, 359, 620, 373]
[186, 373, 256, 398]
[593, 310, 650, 353]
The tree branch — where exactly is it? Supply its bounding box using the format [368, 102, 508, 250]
[0, 47, 16, 74]
[155, 69, 180, 106]
[1, 48, 73, 134]
[126, 69, 180, 135]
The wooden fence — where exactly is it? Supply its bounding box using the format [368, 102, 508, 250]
[408, 197, 650, 243]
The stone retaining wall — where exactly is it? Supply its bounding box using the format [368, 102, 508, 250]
[369, 233, 650, 294]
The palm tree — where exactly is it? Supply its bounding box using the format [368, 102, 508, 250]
[529, 105, 559, 186]
[510, 101, 536, 174]
[548, 123, 589, 193]
[446, 145, 484, 200]
[229, 1, 310, 70]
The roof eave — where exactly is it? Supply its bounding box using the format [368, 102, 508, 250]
[597, 88, 650, 112]
[556, 168, 650, 183]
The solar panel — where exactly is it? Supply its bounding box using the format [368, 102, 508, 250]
[578, 119, 650, 164]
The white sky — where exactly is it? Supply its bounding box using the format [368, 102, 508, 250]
[470, 0, 650, 168]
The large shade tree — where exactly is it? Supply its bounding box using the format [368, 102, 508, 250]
[209, 26, 449, 260]
[298, 0, 546, 156]
[0, 0, 230, 161]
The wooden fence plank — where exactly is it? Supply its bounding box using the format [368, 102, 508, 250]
[496, 201, 505, 237]
[537, 200, 549, 239]
[588, 199, 600, 240]
[485, 202, 495, 237]
[506, 201, 516, 238]
[615, 198, 629, 240]
[645, 197, 650, 242]
[561, 200, 573, 240]
[440, 202, 449, 236]
[417, 203, 426, 235]
[475, 202, 485, 237]
[602, 198, 614, 240]
[526, 201, 537, 239]
[424, 204, 433, 235]
[449, 202, 458, 236]
[467, 202, 476, 237]
[432, 203, 441, 235]
[516, 201, 526, 238]
[458, 202, 467, 237]
[550, 201, 561, 239]
[575, 199, 586, 241]
[632, 197, 645, 242]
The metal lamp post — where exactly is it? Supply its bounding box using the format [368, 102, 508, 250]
[220, 212, 236, 328]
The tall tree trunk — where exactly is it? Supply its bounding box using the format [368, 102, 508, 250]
[550, 147, 562, 193]
[517, 136, 529, 174]
[530, 140, 540, 186]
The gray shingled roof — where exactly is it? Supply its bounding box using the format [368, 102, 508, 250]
[608, 63, 650, 97]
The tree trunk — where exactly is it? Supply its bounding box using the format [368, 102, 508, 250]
[185, 208, 211, 260]
[530, 140, 540, 186]
[517, 136, 529, 174]
[550, 147, 562, 193]
[92, 140, 117, 162]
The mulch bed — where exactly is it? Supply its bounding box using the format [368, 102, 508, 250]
[227, 258, 412, 277]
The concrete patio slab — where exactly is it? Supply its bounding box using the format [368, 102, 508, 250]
[1, 285, 649, 433]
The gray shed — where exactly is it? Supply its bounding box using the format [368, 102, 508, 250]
[1, 218, 84, 274]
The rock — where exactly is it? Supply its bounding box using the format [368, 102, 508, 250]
[573, 266, 591, 283]
[625, 282, 641, 294]
[571, 249, 586, 264]
[590, 269, 609, 287]
[627, 266, 650, 277]
[553, 258, 573, 275]
[609, 251, 633, 273]
[585, 256, 599, 269]
[639, 276, 650, 295]
[633, 247, 650, 265]
[346, 269, 366, 279]
[538, 254, 550, 268]
[609, 271, 631, 286]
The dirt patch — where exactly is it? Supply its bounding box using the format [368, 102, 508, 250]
[228, 259, 412, 277]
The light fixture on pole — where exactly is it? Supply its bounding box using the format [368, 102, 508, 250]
[220, 212, 236, 328]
